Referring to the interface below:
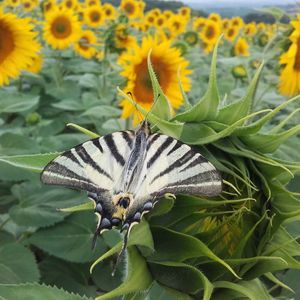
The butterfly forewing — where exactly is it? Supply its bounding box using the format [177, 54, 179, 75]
[41, 131, 134, 194]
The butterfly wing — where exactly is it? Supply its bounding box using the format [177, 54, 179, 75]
[124, 133, 222, 222]
[41, 130, 135, 234]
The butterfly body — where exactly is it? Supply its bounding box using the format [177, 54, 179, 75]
[41, 120, 222, 245]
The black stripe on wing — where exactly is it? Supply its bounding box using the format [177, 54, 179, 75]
[104, 134, 126, 166]
[75, 144, 113, 181]
[147, 136, 174, 168]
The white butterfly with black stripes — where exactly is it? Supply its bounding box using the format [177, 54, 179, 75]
[41, 120, 222, 261]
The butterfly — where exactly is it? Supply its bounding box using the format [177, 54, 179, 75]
[41, 120, 222, 270]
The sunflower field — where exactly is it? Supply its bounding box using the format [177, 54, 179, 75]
[1, 0, 300, 299]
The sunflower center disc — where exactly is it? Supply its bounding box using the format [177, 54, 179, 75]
[51, 17, 72, 39]
[0, 22, 15, 63]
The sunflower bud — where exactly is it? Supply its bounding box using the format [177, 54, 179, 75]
[25, 112, 41, 126]
[232, 65, 247, 79]
[258, 33, 269, 47]
[183, 31, 199, 46]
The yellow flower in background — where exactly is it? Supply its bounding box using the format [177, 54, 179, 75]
[163, 10, 173, 20]
[22, 0, 38, 12]
[25, 56, 43, 73]
[222, 18, 230, 30]
[61, 0, 78, 11]
[234, 37, 250, 56]
[120, 0, 142, 19]
[85, 0, 101, 7]
[7, 0, 20, 7]
[118, 35, 191, 124]
[114, 24, 137, 50]
[224, 25, 239, 42]
[103, 3, 116, 20]
[193, 17, 206, 32]
[167, 14, 186, 37]
[0, 11, 41, 86]
[244, 22, 257, 37]
[279, 17, 300, 96]
[84, 5, 105, 27]
[43, 0, 55, 13]
[208, 13, 222, 25]
[44, 8, 81, 49]
[200, 19, 221, 52]
[150, 8, 161, 17]
[178, 6, 191, 20]
[155, 14, 167, 29]
[74, 30, 97, 59]
[231, 16, 244, 28]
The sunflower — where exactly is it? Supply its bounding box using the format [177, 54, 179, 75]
[7, 0, 20, 7]
[178, 6, 191, 20]
[0, 11, 41, 86]
[103, 3, 116, 20]
[234, 37, 250, 56]
[279, 17, 300, 96]
[208, 13, 222, 25]
[85, 0, 101, 7]
[120, 0, 142, 19]
[224, 25, 239, 42]
[145, 12, 155, 26]
[118, 35, 191, 124]
[200, 19, 221, 51]
[244, 22, 257, 37]
[163, 10, 173, 20]
[155, 14, 167, 29]
[167, 14, 187, 38]
[231, 16, 244, 29]
[44, 8, 81, 49]
[83, 5, 105, 27]
[62, 0, 78, 11]
[193, 17, 206, 32]
[22, 0, 38, 12]
[25, 55, 43, 73]
[222, 18, 230, 31]
[74, 30, 97, 59]
[114, 24, 136, 50]
[183, 31, 198, 46]
[43, 0, 55, 13]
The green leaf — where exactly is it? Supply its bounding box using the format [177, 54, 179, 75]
[148, 261, 213, 298]
[0, 92, 39, 113]
[59, 201, 94, 213]
[0, 283, 91, 300]
[40, 257, 97, 298]
[241, 124, 300, 153]
[66, 123, 100, 139]
[29, 211, 108, 263]
[147, 51, 172, 120]
[9, 183, 84, 228]
[95, 247, 153, 300]
[0, 243, 40, 284]
[81, 106, 121, 119]
[173, 36, 221, 122]
[214, 279, 270, 300]
[0, 153, 60, 172]
[217, 63, 264, 125]
[149, 226, 240, 279]
[90, 220, 154, 273]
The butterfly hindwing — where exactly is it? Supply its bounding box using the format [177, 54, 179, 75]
[124, 133, 222, 223]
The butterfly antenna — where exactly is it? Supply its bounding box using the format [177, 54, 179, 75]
[127, 92, 144, 124]
[111, 230, 129, 276]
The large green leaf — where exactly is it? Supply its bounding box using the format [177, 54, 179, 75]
[9, 182, 84, 228]
[29, 211, 108, 263]
[0, 283, 91, 300]
[0, 153, 60, 172]
[0, 244, 40, 284]
[0, 92, 39, 113]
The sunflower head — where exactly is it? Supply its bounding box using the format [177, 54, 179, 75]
[167, 14, 186, 37]
[224, 25, 239, 42]
[183, 31, 199, 46]
[193, 17, 206, 32]
[244, 22, 257, 37]
[232, 64, 247, 79]
[83, 5, 105, 27]
[163, 10, 173, 20]
[103, 3, 116, 20]
[200, 19, 221, 46]
[231, 16, 244, 28]
[0, 11, 41, 86]
[44, 8, 81, 49]
[234, 37, 250, 57]
[74, 30, 97, 59]
[118, 36, 191, 124]
[178, 6, 191, 20]
[25, 55, 43, 74]
[120, 0, 143, 19]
